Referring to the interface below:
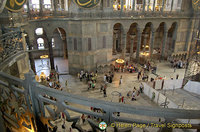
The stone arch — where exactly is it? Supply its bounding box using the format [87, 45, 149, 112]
[139, 22, 154, 62]
[153, 22, 167, 60]
[53, 27, 68, 58]
[127, 23, 139, 61]
[166, 22, 178, 57]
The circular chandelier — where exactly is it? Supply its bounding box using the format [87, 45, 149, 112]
[116, 59, 125, 64]
[140, 52, 149, 56]
[40, 55, 48, 59]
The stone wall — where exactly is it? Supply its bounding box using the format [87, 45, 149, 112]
[22, 16, 196, 74]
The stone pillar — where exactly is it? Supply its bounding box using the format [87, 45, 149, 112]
[132, 0, 135, 11]
[147, 0, 150, 11]
[121, 0, 124, 12]
[63, 39, 67, 59]
[172, 24, 178, 52]
[113, 30, 118, 54]
[27, 0, 31, 19]
[150, 29, 156, 58]
[171, 0, 174, 11]
[130, 34, 136, 61]
[47, 36, 55, 70]
[53, 0, 57, 15]
[39, 0, 43, 16]
[136, 30, 142, 60]
[153, 0, 155, 12]
[161, 29, 168, 59]
[143, 0, 146, 12]
[26, 36, 36, 74]
[122, 33, 127, 59]
[161, 0, 165, 12]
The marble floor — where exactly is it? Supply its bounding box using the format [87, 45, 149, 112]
[34, 57, 69, 77]
[35, 59, 195, 132]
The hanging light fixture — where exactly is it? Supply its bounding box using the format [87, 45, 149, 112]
[116, 59, 125, 64]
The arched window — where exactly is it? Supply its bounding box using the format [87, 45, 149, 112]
[31, 0, 40, 10]
[52, 38, 55, 48]
[35, 28, 43, 35]
[44, 0, 51, 10]
[37, 38, 45, 50]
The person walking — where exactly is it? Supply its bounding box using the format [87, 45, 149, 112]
[80, 74, 82, 81]
[119, 75, 123, 85]
[100, 83, 104, 92]
[65, 80, 68, 87]
[103, 85, 107, 97]
[127, 91, 131, 98]
[104, 74, 107, 83]
[137, 71, 141, 80]
[81, 114, 86, 124]
[92, 81, 96, 89]
[121, 96, 125, 103]
[139, 83, 143, 93]
[174, 66, 176, 73]
[131, 91, 136, 101]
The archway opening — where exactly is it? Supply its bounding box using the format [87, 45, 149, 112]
[127, 23, 138, 61]
[139, 22, 152, 63]
[52, 27, 68, 74]
[113, 23, 123, 55]
[166, 22, 177, 57]
[153, 22, 166, 60]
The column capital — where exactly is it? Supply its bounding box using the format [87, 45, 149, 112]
[164, 29, 168, 34]
[122, 27, 129, 34]
[137, 28, 144, 34]
[143, 33, 149, 38]
[130, 34, 136, 39]
[151, 28, 157, 33]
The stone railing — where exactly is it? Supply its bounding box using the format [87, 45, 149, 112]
[0, 70, 200, 131]
[8, 10, 193, 26]
[12, 10, 191, 23]
[0, 30, 200, 131]
[34, 11, 191, 19]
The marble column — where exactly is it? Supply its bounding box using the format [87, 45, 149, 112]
[63, 39, 67, 59]
[136, 30, 142, 60]
[121, 0, 124, 12]
[53, 0, 57, 15]
[147, 0, 150, 11]
[171, 0, 174, 11]
[27, 0, 31, 19]
[172, 25, 178, 52]
[153, 0, 155, 12]
[26, 36, 36, 73]
[161, 29, 168, 59]
[143, 0, 146, 12]
[132, 0, 135, 11]
[161, 0, 165, 12]
[122, 33, 127, 59]
[150, 29, 156, 58]
[39, 0, 43, 16]
[47, 36, 55, 70]
[113, 30, 118, 54]
[130, 34, 136, 61]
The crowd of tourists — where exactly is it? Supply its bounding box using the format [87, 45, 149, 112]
[168, 58, 186, 69]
